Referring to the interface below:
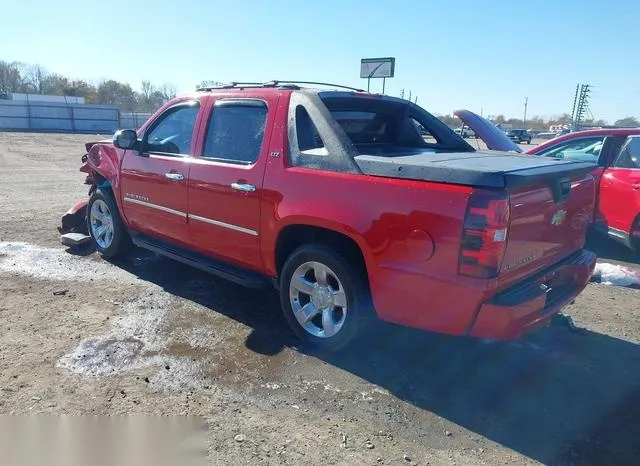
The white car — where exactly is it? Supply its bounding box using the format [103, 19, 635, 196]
[454, 127, 475, 138]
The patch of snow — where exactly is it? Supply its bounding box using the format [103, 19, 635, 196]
[58, 290, 212, 392]
[0, 241, 134, 282]
[593, 262, 640, 288]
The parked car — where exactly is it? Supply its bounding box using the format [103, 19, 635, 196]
[507, 129, 532, 144]
[454, 127, 475, 138]
[61, 83, 597, 350]
[527, 128, 640, 252]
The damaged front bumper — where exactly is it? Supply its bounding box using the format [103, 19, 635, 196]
[58, 199, 89, 235]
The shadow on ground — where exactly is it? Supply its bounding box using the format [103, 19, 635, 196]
[110, 250, 640, 465]
[586, 231, 640, 266]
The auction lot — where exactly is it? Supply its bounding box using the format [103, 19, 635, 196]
[2, 132, 640, 465]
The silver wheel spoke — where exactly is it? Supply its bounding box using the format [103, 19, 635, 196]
[297, 302, 319, 324]
[322, 309, 337, 337]
[291, 275, 315, 295]
[332, 289, 347, 308]
[94, 225, 107, 239]
[314, 263, 328, 286]
[93, 210, 105, 222]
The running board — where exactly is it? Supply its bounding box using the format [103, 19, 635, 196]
[131, 234, 271, 289]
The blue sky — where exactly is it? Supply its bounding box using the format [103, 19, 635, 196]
[2, 0, 639, 122]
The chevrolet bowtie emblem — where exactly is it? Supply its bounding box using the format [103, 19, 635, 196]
[551, 209, 567, 226]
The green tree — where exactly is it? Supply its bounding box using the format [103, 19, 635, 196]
[614, 116, 639, 127]
[97, 80, 137, 110]
[0, 60, 24, 95]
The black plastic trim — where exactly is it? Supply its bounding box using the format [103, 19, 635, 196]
[130, 233, 271, 289]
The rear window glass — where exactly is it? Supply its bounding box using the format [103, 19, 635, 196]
[320, 97, 443, 152]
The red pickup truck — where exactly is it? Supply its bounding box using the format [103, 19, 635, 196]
[63, 82, 597, 350]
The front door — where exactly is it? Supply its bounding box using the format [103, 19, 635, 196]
[120, 100, 201, 247]
[187, 96, 276, 271]
[599, 137, 640, 241]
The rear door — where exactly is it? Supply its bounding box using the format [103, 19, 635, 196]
[187, 95, 276, 271]
[599, 137, 640, 239]
[120, 100, 203, 247]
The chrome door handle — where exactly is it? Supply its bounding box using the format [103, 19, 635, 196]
[231, 182, 256, 192]
[165, 172, 184, 181]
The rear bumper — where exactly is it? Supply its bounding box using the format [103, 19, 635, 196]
[469, 249, 597, 340]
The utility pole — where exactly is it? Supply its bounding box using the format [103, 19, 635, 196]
[523, 97, 528, 129]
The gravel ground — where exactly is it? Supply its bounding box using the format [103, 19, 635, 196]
[1, 132, 640, 465]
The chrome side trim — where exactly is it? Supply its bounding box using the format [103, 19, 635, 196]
[123, 197, 187, 218]
[189, 214, 258, 236]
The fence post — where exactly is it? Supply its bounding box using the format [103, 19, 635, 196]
[25, 93, 32, 130]
[64, 95, 75, 133]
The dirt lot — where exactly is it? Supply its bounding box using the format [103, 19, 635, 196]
[1, 132, 640, 465]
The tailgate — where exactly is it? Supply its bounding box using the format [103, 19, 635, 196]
[499, 169, 596, 283]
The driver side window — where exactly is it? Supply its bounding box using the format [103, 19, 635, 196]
[145, 102, 200, 156]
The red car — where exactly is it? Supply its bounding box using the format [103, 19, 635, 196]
[527, 129, 640, 252]
[61, 83, 597, 350]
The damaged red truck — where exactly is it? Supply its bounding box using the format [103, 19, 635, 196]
[62, 82, 597, 350]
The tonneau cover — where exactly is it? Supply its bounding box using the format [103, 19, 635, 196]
[354, 150, 596, 188]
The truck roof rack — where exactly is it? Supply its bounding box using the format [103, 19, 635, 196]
[196, 81, 366, 92]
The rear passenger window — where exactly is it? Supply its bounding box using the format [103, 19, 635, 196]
[202, 100, 268, 164]
[536, 136, 605, 162]
[614, 138, 640, 169]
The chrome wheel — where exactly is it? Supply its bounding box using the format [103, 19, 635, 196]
[89, 199, 114, 249]
[289, 261, 348, 338]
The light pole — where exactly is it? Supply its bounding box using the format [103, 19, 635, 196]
[523, 97, 528, 129]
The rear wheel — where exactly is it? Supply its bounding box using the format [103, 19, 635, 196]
[87, 188, 129, 258]
[280, 244, 368, 351]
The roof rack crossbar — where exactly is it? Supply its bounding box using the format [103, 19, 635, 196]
[196, 80, 367, 93]
[264, 80, 366, 92]
[196, 82, 264, 91]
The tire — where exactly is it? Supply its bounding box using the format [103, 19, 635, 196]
[279, 244, 369, 351]
[630, 216, 640, 255]
[86, 188, 129, 258]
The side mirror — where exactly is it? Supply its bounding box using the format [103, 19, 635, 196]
[113, 129, 139, 150]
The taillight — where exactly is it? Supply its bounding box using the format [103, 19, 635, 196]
[458, 189, 511, 278]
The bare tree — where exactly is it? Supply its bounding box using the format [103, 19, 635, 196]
[159, 83, 177, 101]
[140, 80, 154, 101]
[23, 64, 50, 94]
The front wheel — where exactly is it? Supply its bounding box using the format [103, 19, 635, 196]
[87, 188, 129, 258]
[279, 245, 369, 351]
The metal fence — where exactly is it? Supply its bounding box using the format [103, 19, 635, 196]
[118, 112, 153, 130]
[0, 99, 120, 133]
